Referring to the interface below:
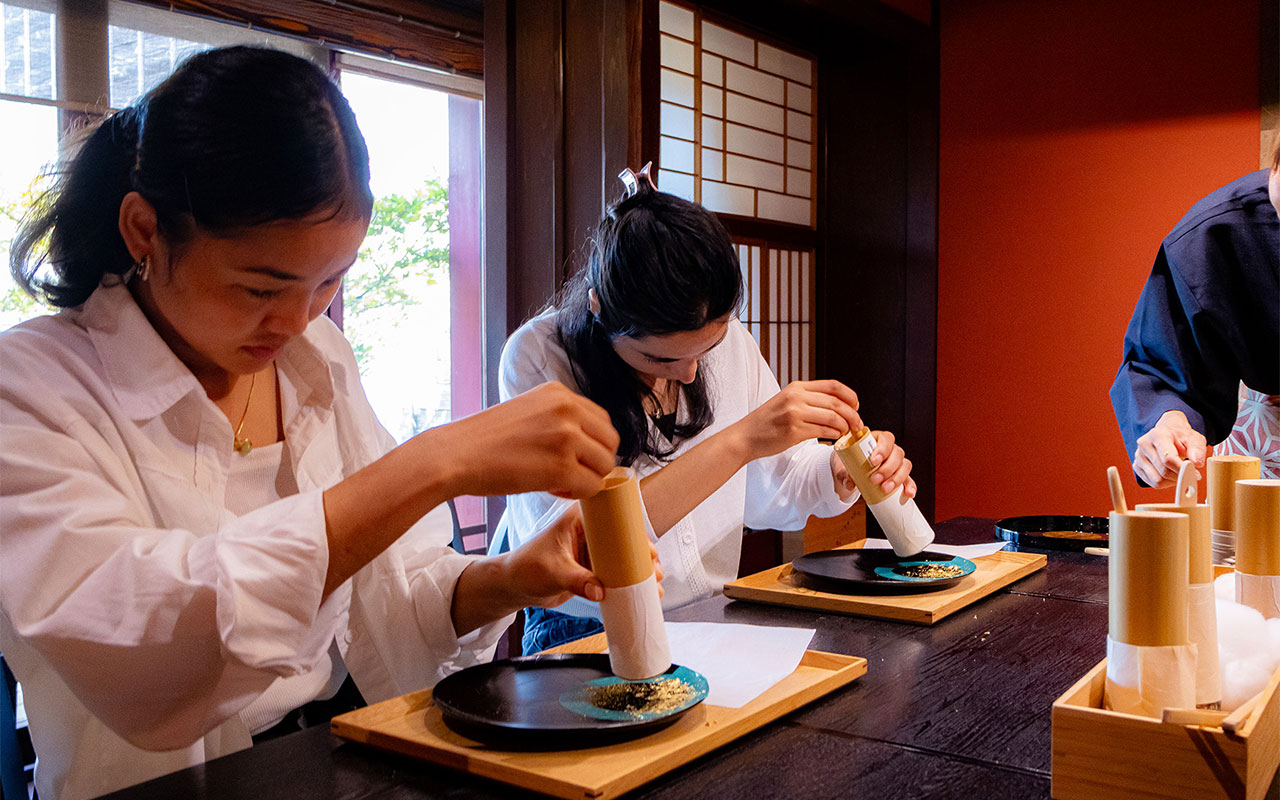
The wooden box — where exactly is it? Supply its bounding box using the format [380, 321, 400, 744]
[1051, 659, 1280, 799]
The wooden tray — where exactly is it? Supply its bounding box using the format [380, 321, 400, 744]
[1051, 659, 1280, 799]
[331, 634, 866, 800]
[722, 542, 1046, 625]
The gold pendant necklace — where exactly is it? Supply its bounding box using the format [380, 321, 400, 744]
[232, 371, 257, 455]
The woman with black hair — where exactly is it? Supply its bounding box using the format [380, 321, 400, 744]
[0, 47, 631, 799]
[500, 168, 917, 653]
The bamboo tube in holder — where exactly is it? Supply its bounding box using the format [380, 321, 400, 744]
[1108, 511, 1190, 647]
[1208, 455, 1261, 532]
[1137, 498, 1219, 707]
[1234, 479, 1280, 576]
[1136, 502, 1212, 585]
[579, 467, 670, 679]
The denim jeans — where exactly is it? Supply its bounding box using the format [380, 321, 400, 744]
[522, 606, 604, 655]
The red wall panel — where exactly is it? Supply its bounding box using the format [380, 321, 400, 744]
[936, 0, 1262, 519]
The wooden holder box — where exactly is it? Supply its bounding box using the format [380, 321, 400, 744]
[1051, 659, 1280, 799]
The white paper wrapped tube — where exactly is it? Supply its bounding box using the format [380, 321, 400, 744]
[865, 488, 935, 557]
[1236, 572, 1280, 619]
[599, 573, 671, 679]
[834, 428, 935, 557]
[1104, 636, 1197, 718]
[1187, 582, 1221, 707]
[579, 467, 671, 680]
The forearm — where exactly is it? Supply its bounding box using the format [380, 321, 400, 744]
[639, 423, 755, 535]
[448, 554, 525, 636]
[321, 427, 457, 596]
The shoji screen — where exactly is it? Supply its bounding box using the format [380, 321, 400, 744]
[656, 1, 815, 227]
[657, 1, 816, 387]
[735, 242, 814, 385]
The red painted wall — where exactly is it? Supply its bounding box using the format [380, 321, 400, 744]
[936, 0, 1262, 519]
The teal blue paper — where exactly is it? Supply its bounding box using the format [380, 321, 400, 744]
[559, 666, 709, 721]
[873, 555, 977, 582]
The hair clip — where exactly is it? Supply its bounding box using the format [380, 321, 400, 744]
[618, 162, 657, 198]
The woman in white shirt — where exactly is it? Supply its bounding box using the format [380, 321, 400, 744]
[501, 168, 917, 653]
[0, 47, 628, 800]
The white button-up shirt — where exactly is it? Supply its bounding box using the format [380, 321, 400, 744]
[499, 313, 854, 616]
[0, 283, 506, 800]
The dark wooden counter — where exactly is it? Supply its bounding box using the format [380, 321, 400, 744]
[99, 517, 1271, 800]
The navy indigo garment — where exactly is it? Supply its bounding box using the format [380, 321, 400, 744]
[522, 606, 605, 655]
[1110, 169, 1280, 475]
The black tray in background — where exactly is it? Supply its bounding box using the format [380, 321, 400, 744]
[993, 515, 1109, 552]
[791, 548, 977, 594]
[432, 653, 704, 750]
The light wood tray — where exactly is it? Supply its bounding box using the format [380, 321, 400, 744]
[331, 634, 866, 800]
[722, 543, 1046, 625]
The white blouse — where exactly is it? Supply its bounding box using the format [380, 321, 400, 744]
[498, 312, 854, 616]
[0, 283, 508, 800]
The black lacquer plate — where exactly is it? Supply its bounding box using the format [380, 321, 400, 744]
[993, 515, 1109, 552]
[790, 548, 978, 594]
[432, 653, 707, 750]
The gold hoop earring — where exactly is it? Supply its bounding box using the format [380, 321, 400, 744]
[133, 256, 150, 282]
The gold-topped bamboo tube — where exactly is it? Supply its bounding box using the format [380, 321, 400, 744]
[1208, 455, 1261, 532]
[1108, 510, 1190, 647]
[1234, 479, 1280, 576]
[1136, 502, 1212, 585]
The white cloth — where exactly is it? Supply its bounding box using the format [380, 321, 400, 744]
[499, 313, 854, 615]
[0, 283, 510, 800]
[223, 441, 344, 735]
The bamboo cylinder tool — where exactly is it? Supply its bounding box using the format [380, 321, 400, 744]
[1208, 455, 1261, 531]
[1234, 479, 1280, 620]
[1137, 463, 1212, 585]
[1108, 511, 1190, 646]
[579, 467, 670, 679]
[1137, 463, 1219, 707]
[833, 427, 934, 556]
[1234, 480, 1280, 576]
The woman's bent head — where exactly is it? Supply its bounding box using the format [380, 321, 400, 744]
[555, 176, 743, 464]
[10, 46, 373, 381]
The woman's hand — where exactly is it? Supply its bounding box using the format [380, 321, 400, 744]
[433, 381, 620, 500]
[322, 381, 618, 598]
[1133, 410, 1206, 488]
[505, 505, 664, 609]
[736, 379, 862, 461]
[451, 504, 664, 635]
[829, 430, 916, 504]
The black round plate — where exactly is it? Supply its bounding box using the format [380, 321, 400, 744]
[993, 515, 1109, 552]
[791, 549, 977, 594]
[432, 653, 704, 750]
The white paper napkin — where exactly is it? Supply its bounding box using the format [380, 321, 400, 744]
[662, 622, 815, 708]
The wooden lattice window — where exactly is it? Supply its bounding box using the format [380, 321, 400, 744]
[655, 0, 817, 386]
[735, 241, 814, 385]
[655, 0, 815, 227]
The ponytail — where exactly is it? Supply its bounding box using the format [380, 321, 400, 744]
[10, 107, 142, 308]
[9, 46, 372, 309]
